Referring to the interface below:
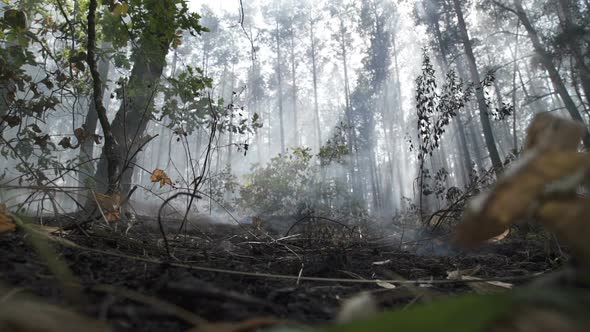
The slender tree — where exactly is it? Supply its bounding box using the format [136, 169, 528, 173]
[452, 0, 503, 172]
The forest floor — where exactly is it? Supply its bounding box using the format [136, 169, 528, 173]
[0, 214, 559, 332]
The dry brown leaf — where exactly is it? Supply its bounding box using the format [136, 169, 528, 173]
[456, 150, 590, 247]
[150, 168, 173, 188]
[537, 198, 590, 260]
[523, 113, 585, 152]
[188, 317, 289, 332]
[74, 127, 88, 141]
[0, 203, 16, 235]
[92, 192, 121, 223]
[0, 298, 111, 332]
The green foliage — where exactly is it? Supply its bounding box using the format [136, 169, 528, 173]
[318, 122, 350, 167]
[239, 148, 313, 216]
[239, 145, 366, 218]
[0, 0, 218, 190]
[413, 51, 472, 160]
[207, 165, 239, 212]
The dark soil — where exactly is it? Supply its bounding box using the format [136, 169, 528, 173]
[0, 215, 559, 332]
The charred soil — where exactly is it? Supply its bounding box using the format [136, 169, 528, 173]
[0, 215, 559, 332]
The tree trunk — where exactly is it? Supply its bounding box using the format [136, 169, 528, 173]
[510, 22, 520, 151]
[275, 19, 286, 154]
[513, 0, 590, 147]
[453, 0, 503, 172]
[310, 14, 322, 152]
[556, 0, 590, 109]
[338, 15, 357, 196]
[289, 31, 298, 146]
[432, 8, 472, 183]
[94, 0, 176, 196]
[86, 0, 120, 194]
[79, 42, 111, 188]
[226, 63, 236, 167]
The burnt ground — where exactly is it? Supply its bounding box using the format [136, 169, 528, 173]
[0, 215, 561, 331]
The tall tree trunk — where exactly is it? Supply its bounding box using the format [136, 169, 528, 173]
[556, 0, 590, 108]
[275, 19, 286, 154]
[86, 0, 120, 194]
[431, 9, 472, 183]
[94, 0, 176, 196]
[338, 15, 357, 196]
[289, 32, 298, 146]
[310, 14, 322, 152]
[453, 0, 503, 172]
[226, 63, 236, 167]
[492, 79, 514, 156]
[513, 0, 590, 147]
[79, 42, 111, 188]
[510, 22, 520, 151]
[155, 50, 179, 169]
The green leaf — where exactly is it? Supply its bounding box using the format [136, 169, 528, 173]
[313, 294, 512, 332]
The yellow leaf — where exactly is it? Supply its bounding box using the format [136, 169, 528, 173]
[0, 203, 16, 234]
[150, 168, 173, 188]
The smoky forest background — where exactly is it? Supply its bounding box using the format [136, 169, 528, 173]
[1, 0, 590, 331]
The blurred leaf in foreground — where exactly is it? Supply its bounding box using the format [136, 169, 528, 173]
[0, 298, 111, 332]
[454, 113, 590, 248]
[536, 198, 590, 261]
[324, 294, 512, 332]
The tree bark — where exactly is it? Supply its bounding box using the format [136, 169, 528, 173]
[310, 13, 322, 152]
[430, 6, 472, 184]
[275, 19, 286, 154]
[94, 0, 176, 196]
[513, 0, 590, 147]
[289, 31, 298, 146]
[86, 0, 120, 194]
[338, 14, 357, 196]
[453, 0, 503, 172]
[556, 0, 590, 109]
[79, 42, 111, 188]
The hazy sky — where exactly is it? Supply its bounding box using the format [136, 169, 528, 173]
[189, 0, 241, 13]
